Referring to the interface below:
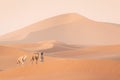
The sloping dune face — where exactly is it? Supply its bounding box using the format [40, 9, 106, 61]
[48, 45, 120, 59]
[4, 40, 80, 53]
[0, 46, 29, 70]
[0, 13, 120, 46]
[0, 13, 86, 42]
[0, 59, 120, 80]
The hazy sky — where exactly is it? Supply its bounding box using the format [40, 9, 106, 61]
[0, 0, 120, 35]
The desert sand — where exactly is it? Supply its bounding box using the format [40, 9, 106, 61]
[0, 47, 120, 80]
[0, 43, 120, 80]
[0, 59, 120, 80]
[0, 13, 120, 80]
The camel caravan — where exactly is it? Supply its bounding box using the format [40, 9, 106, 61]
[17, 51, 44, 65]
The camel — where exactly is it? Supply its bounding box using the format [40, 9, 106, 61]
[30, 51, 44, 64]
[31, 52, 40, 64]
[17, 55, 27, 65]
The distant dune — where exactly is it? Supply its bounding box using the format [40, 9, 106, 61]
[0, 13, 120, 46]
[0, 13, 87, 42]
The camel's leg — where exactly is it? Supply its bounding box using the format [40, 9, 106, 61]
[17, 59, 23, 65]
[17, 60, 22, 65]
[36, 60, 38, 64]
[31, 59, 34, 64]
[35, 56, 39, 64]
[31, 56, 35, 64]
[17, 60, 20, 64]
[20, 60, 23, 65]
[30, 59, 32, 64]
[31, 59, 35, 64]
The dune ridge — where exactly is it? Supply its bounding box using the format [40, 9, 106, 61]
[48, 45, 120, 59]
[2, 40, 80, 53]
[0, 13, 89, 42]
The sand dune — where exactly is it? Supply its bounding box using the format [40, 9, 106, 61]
[0, 58, 120, 80]
[47, 45, 120, 59]
[3, 40, 80, 53]
[0, 44, 120, 80]
[0, 13, 88, 42]
[0, 40, 80, 72]
[0, 13, 120, 46]
[0, 46, 30, 70]
[0, 13, 120, 80]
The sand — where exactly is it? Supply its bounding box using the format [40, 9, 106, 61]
[0, 46, 31, 70]
[0, 13, 120, 80]
[2, 40, 80, 53]
[0, 44, 120, 80]
[0, 58, 120, 80]
[48, 45, 120, 59]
